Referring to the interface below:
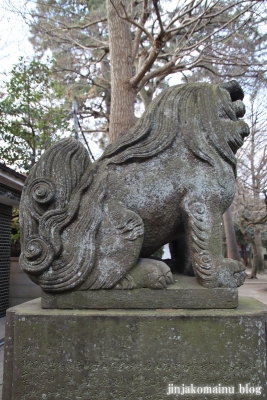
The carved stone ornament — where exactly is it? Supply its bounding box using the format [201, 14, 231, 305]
[19, 81, 249, 292]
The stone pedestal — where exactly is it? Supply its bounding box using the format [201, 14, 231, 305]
[41, 275, 238, 309]
[3, 298, 267, 399]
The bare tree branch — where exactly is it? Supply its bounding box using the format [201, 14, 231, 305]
[109, 0, 154, 44]
[132, 0, 150, 59]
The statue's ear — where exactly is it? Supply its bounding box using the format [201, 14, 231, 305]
[219, 80, 244, 102]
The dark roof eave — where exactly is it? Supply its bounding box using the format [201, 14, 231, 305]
[0, 163, 27, 182]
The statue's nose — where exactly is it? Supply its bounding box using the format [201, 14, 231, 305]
[219, 80, 244, 101]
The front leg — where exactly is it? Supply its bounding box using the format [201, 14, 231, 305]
[183, 197, 246, 288]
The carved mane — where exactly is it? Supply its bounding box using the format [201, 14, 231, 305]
[19, 81, 243, 292]
[101, 82, 240, 171]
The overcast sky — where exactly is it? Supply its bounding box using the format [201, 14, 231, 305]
[0, 0, 33, 77]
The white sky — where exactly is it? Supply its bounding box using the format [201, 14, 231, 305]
[0, 0, 106, 159]
[0, 0, 34, 77]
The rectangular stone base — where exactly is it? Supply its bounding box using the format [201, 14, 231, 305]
[41, 275, 238, 309]
[3, 298, 267, 399]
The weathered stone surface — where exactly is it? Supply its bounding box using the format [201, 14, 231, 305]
[3, 298, 267, 399]
[19, 81, 249, 294]
[41, 275, 238, 309]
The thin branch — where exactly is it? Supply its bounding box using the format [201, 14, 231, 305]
[109, 0, 154, 44]
[165, 0, 206, 31]
[56, 18, 107, 31]
[173, 4, 255, 55]
[152, 0, 164, 34]
[82, 128, 108, 133]
[132, 0, 150, 59]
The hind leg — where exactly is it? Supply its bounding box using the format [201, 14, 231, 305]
[80, 199, 174, 290]
[80, 200, 144, 289]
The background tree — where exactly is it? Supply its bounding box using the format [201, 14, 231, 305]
[0, 57, 70, 171]
[28, 0, 110, 144]
[232, 87, 267, 277]
[20, 0, 267, 141]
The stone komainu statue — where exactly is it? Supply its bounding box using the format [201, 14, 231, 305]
[19, 81, 249, 292]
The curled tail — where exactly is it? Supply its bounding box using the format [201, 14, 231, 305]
[19, 138, 106, 292]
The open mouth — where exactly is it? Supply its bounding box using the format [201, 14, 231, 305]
[228, 134, 244, 154]
[227, 120, 250, 155]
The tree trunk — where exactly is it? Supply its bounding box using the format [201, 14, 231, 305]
[238, 220, 258, 278]
[254, 226, 265, 273]
[100, 59, 111, 117]
[241, 244, 248, 266]
[223, 207, 240, 261]
[106, 0, 136, 142]
[247, 118, 265, 275]
[250, 240, 260, 279]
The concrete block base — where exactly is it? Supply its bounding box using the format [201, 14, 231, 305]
[3, 298, 267, 399]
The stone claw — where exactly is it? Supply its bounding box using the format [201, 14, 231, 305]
[151, 275, 167, 289]
[165, 270, 174, 285]
[115, 274, 136, 290]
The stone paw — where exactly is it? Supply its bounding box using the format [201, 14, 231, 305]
[197, 258, 246, 288]
[126, 258, 174, 289]
[115, 274, 136, 290]
[157, 262, 174, 285]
